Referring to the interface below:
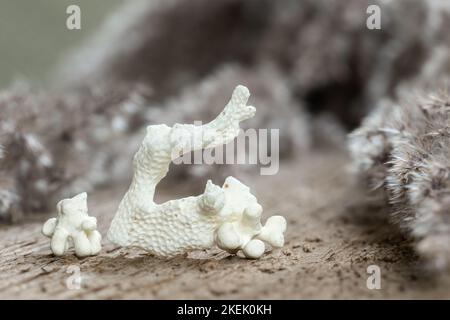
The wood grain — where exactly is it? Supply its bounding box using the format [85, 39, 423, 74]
[1, 151, 448, 299]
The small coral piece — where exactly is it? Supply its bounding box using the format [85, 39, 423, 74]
[42, 192, 102, 257]
[107, 85, 287, 258]
[216, 201, 287, 259]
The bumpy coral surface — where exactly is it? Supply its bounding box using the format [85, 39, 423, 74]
[42, 192, 102, 257]
[107, 85, 286, 258]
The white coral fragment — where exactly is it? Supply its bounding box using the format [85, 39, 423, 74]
[107, 85, 287, 258]
[42, 192, 102, 257]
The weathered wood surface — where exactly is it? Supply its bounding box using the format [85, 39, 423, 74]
[1, 151, 449, 299]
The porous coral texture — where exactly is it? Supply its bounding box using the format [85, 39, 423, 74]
[108, 86, 286, 258]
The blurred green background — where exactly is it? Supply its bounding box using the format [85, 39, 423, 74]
[0, 0, 122, 89]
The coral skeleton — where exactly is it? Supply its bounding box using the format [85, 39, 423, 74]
[42, 192, 102, 257]
[107, 85, 287, 258]
[348, 88, 450, 270]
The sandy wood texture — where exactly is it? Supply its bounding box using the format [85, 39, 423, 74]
[0, 150, 448, 299]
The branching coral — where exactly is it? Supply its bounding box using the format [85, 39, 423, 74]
[107, 85, 287, 258]
[349, 88, 450, 270]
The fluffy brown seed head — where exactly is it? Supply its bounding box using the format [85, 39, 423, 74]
[349, 88, 450, 270]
